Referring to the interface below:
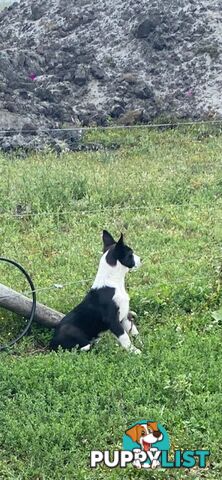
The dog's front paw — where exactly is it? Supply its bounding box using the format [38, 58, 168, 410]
[136, 336, 144, 346]
[129, 310, 138, 319]
[128, 311, 138, 325]
[130, 323, 139, 337]
[129, 345, 142, 355]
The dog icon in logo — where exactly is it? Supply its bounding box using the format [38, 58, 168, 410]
[123, 420, 170, 469]
[126, 421, 163, 451]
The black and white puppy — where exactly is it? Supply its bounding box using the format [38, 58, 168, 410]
[50, 230, 141, 354]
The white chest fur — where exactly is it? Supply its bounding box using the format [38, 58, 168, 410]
[113, 287, 129, 321]
[92, 254, 130, 321]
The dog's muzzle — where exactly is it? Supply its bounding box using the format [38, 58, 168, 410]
[133, 254, 141, 269]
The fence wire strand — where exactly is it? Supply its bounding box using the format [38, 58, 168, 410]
[1, 119, 222, 135]
[0, 251, 221, 302]
[0, 276, 216, 303]
[0, 201, 222, 219]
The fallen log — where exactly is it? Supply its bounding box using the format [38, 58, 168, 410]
[0, 283, 63, 328]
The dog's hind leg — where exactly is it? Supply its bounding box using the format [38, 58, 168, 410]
[49, 336, 60, 351]
[50, 325, 90, 351]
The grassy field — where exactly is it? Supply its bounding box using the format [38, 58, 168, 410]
[0, 125, 222, 479]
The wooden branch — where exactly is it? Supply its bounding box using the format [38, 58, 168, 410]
[0, 283, 63, 328]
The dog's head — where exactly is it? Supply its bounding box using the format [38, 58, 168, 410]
[125, 422, 163, 452]
[102, 230, 141, 270]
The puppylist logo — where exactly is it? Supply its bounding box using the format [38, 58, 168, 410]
[90, 420, 210, 470]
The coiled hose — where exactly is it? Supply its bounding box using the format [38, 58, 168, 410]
[0, 257, 36, 351]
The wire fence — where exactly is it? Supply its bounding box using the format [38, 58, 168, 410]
[1, 119, 222, 135]
[0, 274, 218, 303]
[0, 119, 221, 304]
[1, 119, 221, 219]
[0, 201, 222, 220]
[0, 250, 221, 302]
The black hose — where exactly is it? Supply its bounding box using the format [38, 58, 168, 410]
[0, 257, 36, 351]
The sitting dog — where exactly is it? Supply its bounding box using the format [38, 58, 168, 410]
[50, 230, 141, 354]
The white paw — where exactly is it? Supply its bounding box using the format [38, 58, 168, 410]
[130, 324, 139, 336]
[134, 348, 142, 355]
[130, 310, 138, 319]
[129, 345, 142, 355]
[80, 344, 91, 352]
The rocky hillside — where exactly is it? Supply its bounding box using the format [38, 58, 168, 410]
[0, 0, 221, 152]
[0, 1, 14, 9]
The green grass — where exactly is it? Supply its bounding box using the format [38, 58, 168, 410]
[0, 125, 222, 479]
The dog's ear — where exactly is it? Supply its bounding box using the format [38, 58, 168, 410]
[116, 233, 124, 246]
[102, 230, 116, 253]
[147, 422, 161, 436]
[125, 424, 141, 444]
[147, 421, 158, 432]
[114, 233, 124, 256]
